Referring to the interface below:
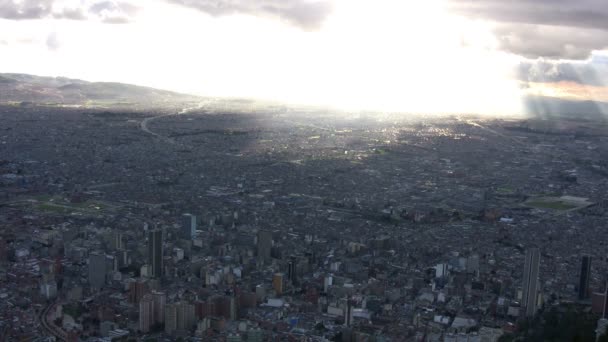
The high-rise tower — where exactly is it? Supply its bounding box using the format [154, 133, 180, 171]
[522, 248, 540, 317]
[257, 230, 272, 263]
[148, 229, 163, 278]
[89, 252, 107, 289]
[181, 214, 197, 239]
[579, 255, 592, 300]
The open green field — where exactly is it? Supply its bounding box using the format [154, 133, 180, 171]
[524, 196, 593, 211]
[496, 187, 515, 195]
[29, 196, 118, 216]
[525, 200, 576, 210]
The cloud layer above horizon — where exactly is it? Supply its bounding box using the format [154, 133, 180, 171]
[167, 0, 333, 30]
[0, 0, 139, 23]
[0, 0, 607, 113]
[447, 0, 608, 59]
[3, 0, 605, 59]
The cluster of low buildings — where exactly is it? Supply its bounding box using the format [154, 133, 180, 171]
[1, 105, 608, 341]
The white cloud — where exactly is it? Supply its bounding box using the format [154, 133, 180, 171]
[166, 0, 333, 30]
[0, 0, 139, 23]
[45, 32, 60, 50]
[448, 0, 608, 59]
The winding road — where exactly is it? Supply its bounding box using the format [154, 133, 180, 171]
[139, 101, 206, 146]
[38, 302, 67, 341]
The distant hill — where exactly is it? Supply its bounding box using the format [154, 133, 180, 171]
[0, 73, 201, 106]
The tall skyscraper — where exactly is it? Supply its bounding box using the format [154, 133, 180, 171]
[139, 294, 154, 333]
[603, 283, 608, 319]
[0, 237, 7, 263]
[522, 248, 540, 317]
[148, 229, 163, 278]
[89, 252, 107, 289]
[344, 298, 354, 327]
[579, 255, 592, 300]
[181, 214, 197, 239]
[287, 256, 297, 285]
[257, 230, 272, 263]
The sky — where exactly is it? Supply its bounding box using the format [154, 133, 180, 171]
[1, 0, 607, 114]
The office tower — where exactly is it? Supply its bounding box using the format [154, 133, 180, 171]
[287, 256, 297, 285]
[178, 302, 195, 332]
[435, 263, 449, 278]
[272, 273, 284, 296]
[324, 275, 333, 292]
[165, 302, 195, 335]
[522, 248, 540, 317]
[129, 279, 150, 304]
[255, 284, 266, 301]
[112, 231, 125, 250]
[40, 280, 58, 300]
[107, 254, 118, 272]
[148, 229, 163, 278]
[466, 254, 480, 274]
[165, 303, 177, 334]
[181, 213, 197, 239]
[114, 250, 129, 270]
[345, 299, 354, 326]
[139, 294, 154, 333]
[89, 252, 107, 289]
[257, 230, 272, 263]
[229, 296, 238, 320]
[603, 283, 608, 319]
[579, 255, 592, 300]
[152, 291, 166, 325]
[0, 237, 7, 263]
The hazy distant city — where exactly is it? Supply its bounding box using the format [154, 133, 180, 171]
[2, 0, 608, 341]
[1, 72, 608, 342]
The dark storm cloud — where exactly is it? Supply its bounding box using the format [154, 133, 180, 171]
[448, 0, 608, 59]
[493, 23, 608, 60]
[0, 0, 138, 23]
[518, 54, 608, 87]
[167, 0, 333, 30]
[448, 0, 608, 30]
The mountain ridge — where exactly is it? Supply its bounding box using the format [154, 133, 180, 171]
[0, 73, 200, 106]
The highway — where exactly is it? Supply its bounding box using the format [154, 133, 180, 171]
[37, 302, 67, 341]
[139, 102, 206, 146]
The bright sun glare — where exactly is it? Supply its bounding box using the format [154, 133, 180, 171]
[0, 0, 526, 115]
[168, 0, 524, 115]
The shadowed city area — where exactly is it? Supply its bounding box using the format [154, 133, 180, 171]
[1, 72, 608, 341]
